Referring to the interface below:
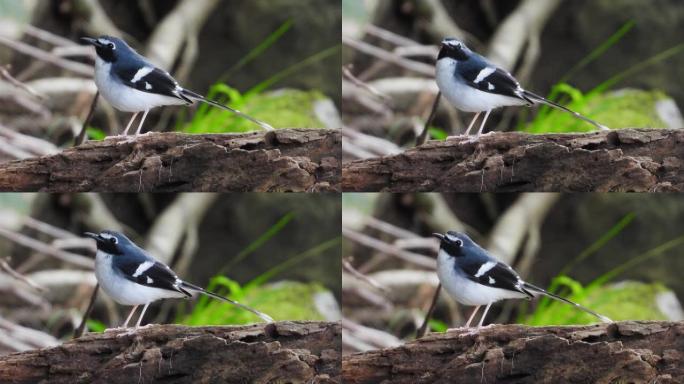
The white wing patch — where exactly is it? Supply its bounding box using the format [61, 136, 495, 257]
[131, 67, 154, 84]
[488, 276, 495, 284]
[474, 67, 496, 84]
[132, 261, 155, 278]
[145, 82, 152, 90]
[487, 82, 494, 90]
[475, 261, 497, 278]
[146, 276, 153, 284]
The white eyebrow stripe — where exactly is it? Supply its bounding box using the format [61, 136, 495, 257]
[474, 67, 496, 84]
[132, 261, 155, 277]
[131, 67, 154, 83]
[474, 261, 497, 278]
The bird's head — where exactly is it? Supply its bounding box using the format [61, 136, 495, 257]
[84, 230, 133, 255]
[80, 36, 128, 63]
[438, 38, 470, 61]
[432, 231, 476, 257]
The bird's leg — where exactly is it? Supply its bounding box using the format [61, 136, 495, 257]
[477, 302, 493, 329]
[121, 112, 139, 136]
[134, 109, 150, 136]
[135, 303, 151, 329]
[463, 112, 481, 136]
[464, 305, 481, 328]
[121, 305, 139, 328]
[476, 110, 492, 137]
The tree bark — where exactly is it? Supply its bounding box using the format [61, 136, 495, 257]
[0, 321, 341, 384]
[0, 129, 340, 192]
[342, 321, 684, 384]
[342, 129, 684, 192]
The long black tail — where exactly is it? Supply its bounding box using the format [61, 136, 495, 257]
[522, 282, 612, 323]
[180, 89, 274, 131]
[522, 90, 609, 131]
[180, 281, 274, 323]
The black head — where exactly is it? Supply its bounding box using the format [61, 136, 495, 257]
[438, 38, 470, 61]
[84, 230, 134, 255]
[432, 231, 477, 257]
[80, 36, 129, 63]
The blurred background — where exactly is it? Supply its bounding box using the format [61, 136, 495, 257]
[0, 193, 341, 355]
[342, 193, 684, 354]
[0, 0, 341, 159]
[342, 0, 684, 159]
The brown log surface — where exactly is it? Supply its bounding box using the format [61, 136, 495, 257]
[0, 321, 341, 384]
[0, 129, 341, 192]
[342, 321, 684, 384]
[342, 129, 684, 192]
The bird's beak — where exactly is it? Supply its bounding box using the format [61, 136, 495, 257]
[80, 37, 100, 47]
[84, 232, 101, 241]
[432, 233, 444, 240]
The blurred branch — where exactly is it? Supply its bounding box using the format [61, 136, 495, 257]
[0, 227, 93, 269]
[342, 318, 402, 353]
[0, 36, 92, 76]
[0, 316, 59, 352]
[343, 227, 434, 269]
[343, 36, 434, 76]
[0, 259, 46, 293]
[342, 129, 684, 192]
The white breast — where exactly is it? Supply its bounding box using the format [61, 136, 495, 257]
[94, 57, 187, 112]
[94, 250, 186, 306]
[435, 58, 527, 113]
[436, 249, 527, 306]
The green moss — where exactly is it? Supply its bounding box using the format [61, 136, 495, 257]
[522, 88, 669, 133]
[181, 279, 327, 325]
[180, 86, 326, 133]
[523, 280, 669, 326]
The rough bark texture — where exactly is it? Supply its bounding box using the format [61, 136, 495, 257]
[0, 129, 341, 192]
[342, 129, 684, 192]
[0, 321, 341, 384]
[342, 321, 684, 384]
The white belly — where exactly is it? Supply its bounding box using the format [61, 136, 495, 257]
[435, 59, 527, 113]
[436, 250, 527, 306]
[94, 251, 185, 305]
[94, 58, 187, 112]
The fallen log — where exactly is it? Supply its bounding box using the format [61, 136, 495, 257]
[342, 129, 684, 192]
[342, 321, 684, 384]
[0, 129, 341, 192]
[0, 321, 341, 384]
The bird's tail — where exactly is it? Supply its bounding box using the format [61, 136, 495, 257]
[179, 89, 274, 131]
[522, 282, 612, 323]
[521, 90, 609, 131]
[179, 281, 274, 323]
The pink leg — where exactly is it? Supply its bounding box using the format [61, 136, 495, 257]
[121, 305, 138, 328]
[463, 112, 481, 136]
[122, 112, 139, 136]
[476, 110, 492, 136]
[134, 109, 150, 136]
[477, 302, 493, 329]
[135, 303, 151, 328]
[464, 305, 481, 328]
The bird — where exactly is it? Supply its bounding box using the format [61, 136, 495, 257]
[85, 230, 274, 328]
[435, 38, 609, 136]
[80, 36, 274, 136]
[433, 231, 611, 329]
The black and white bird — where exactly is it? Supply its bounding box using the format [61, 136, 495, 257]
[433, 231, 611, 328]
[80, 36, 274, 136]
[85, 230, 273, 328]
[435, 38, 609, 136]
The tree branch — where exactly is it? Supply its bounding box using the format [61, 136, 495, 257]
[0, 321, 341, 383]
[343, 321, 684, 383]
[342, 129, 684, 192]
[0, 129, 340, 192]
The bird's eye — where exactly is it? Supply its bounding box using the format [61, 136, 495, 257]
[110, 237, 117, 244]
[108, 43, 114, 49]
[454, 239, 463, 247]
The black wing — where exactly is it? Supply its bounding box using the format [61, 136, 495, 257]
[458, 63, 532, 103]
[461, 261, 534, 298]
[114, 257, 191, 297]
[117, 65, 191, 103]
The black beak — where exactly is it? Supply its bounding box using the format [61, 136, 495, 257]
[432, 233, 444, 240]
[84, 232, 101, 241]
[80, 37, 100, 47]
